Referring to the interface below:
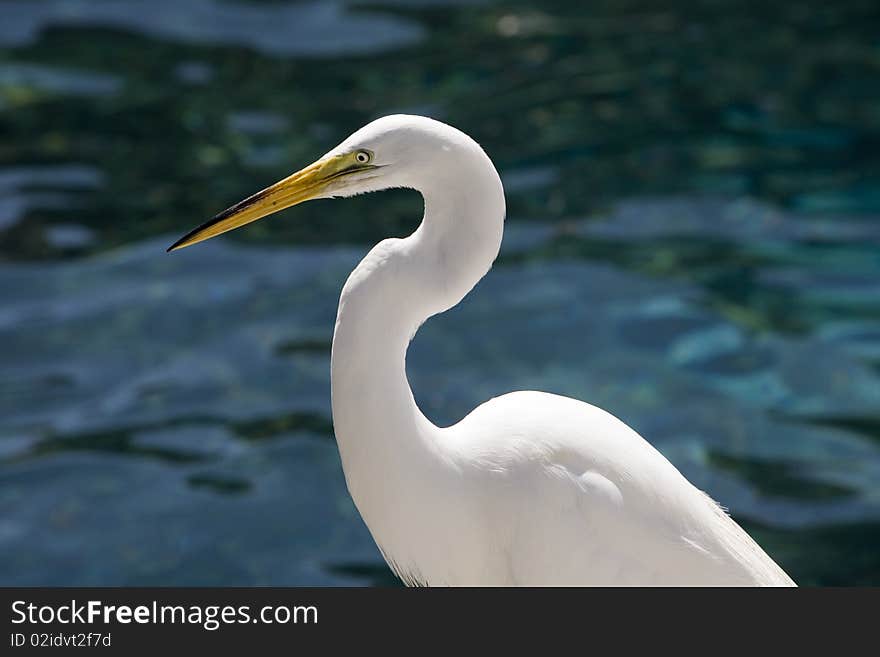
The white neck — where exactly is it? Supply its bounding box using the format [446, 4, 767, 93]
[329, 145, 505, 527]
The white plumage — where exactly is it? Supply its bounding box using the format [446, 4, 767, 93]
[172, 114, 796, 586]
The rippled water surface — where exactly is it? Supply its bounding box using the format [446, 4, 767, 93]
[1, 0, 879, 585]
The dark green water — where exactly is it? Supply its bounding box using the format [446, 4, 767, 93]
[1, 0, 879, 585]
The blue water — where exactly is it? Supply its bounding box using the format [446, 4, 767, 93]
[1, 0, 879, 585]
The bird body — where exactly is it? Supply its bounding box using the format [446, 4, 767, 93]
[170, 114, 795, 586]
[346, 389, 794, 586]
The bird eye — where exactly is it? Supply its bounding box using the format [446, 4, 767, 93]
[355, 150, 371, 164]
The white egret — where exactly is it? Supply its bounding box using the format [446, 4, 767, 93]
[169, 115, 796, 586]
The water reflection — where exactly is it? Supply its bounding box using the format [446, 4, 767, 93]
[0, 0, 424, 55]
[2, 194, 879, 584]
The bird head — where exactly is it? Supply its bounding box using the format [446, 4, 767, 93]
[167, 114, 471, 252]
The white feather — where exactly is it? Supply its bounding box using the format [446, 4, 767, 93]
[328, 115, 795, 586]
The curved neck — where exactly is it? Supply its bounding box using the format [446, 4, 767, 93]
[330, 152, 504, 498]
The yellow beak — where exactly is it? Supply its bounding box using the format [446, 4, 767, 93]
[167, 153, 364, 252]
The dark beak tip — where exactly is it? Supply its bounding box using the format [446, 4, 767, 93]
[166, 235, 191, 253]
